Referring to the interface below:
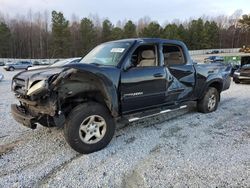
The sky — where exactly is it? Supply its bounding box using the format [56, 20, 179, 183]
[0, 0, 249, 24]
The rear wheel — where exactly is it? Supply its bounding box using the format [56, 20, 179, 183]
[64, 102, 115, 154]
[197, 87, 219, 113]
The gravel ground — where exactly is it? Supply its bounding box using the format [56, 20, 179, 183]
[0, 67, 250, 187]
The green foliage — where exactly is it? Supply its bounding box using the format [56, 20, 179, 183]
[51, 11, 71, 57]
[0, 22, 11, 58]
[177, 24, 188, 43]
[102, 19, 113, 42]
[187, 18, 205, 49]
[184, 18, 220, 50]
[239, 14, 250, 28]
[80, 18, 97, 55]
[111, 27, 123, 40]
[204, 21, 219, 49]
[123, 20, 137, 38]
[139, 22, 162, 37]
[163, 24, 182, 39]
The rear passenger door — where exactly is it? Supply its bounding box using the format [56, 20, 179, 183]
[162, 44, 195, 101]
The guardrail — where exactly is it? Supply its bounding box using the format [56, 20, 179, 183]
[189, 48, 240, 56]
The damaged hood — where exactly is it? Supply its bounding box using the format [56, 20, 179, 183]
[14, 67, 66, 82]
[12, 67, 68, 93]
[64, 63, 121, 87]
[12, 63, 121, 93]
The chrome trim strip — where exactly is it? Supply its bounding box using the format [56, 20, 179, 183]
[128, 105, 188, 122]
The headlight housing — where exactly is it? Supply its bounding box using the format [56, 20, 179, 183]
[27, 80, 47, 96]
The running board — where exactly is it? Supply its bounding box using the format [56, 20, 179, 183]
[128, 105, 187, 123]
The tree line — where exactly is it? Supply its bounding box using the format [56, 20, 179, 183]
[0, 10, 249, 59]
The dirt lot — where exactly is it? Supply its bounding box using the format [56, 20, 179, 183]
[0, 67, 250, 187]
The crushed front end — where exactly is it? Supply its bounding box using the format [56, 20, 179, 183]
[11, 67, 74, 129]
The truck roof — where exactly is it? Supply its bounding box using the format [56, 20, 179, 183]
[106, 38, 186, 46]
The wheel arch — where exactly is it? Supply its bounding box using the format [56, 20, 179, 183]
[208, 81, 223, 93]
[58, 70, 119, 117]
[198, 79, 223, 100]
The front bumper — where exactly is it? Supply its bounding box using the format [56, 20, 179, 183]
[11, 104, 37, 129]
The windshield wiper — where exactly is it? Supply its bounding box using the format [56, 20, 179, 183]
[89, 62, 101, 66]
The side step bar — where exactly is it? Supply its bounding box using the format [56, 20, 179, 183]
[128, 105, 187, 123]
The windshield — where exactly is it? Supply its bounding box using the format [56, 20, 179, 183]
[79, 41, 132, 66]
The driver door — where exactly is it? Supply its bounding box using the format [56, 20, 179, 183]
[120, 44, 167, 114]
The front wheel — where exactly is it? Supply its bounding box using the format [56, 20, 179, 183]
[197, 87, 219, 113]
[64, 102, 115, 154]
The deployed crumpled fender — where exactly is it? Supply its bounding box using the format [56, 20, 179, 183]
[55, 63, 121, 117]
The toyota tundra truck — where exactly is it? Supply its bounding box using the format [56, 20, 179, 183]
[11, 38, 231, 153]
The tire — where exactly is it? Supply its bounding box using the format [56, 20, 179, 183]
[64, 102, 115, 154]
[9, 67, 14, 71]
[197, 87, 219, 113]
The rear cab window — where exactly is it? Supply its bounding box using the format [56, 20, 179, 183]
[162, 44, 186, 66]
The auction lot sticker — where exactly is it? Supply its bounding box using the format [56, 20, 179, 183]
[111, 48, 125, 53]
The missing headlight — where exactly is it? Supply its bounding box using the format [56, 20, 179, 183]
[27, 80, 48, 96]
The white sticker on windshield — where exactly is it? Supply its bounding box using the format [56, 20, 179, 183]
[111, 48, 125, 53]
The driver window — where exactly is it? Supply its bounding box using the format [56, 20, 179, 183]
[131, 45, 157, 67]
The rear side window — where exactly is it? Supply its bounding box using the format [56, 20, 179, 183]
[163, 44, 185, 65]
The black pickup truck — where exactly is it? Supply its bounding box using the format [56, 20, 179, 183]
[11, 38, 231, 153]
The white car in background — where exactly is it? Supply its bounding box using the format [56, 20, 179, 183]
[4, 61, 33, 71]
[28, 58, 82, 70]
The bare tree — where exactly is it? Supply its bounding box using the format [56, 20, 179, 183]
[137, 16, 151, 34]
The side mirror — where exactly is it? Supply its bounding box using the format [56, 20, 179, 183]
[124, 61, 136, 71]
[124, 55, 137, 71]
